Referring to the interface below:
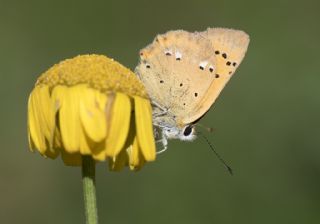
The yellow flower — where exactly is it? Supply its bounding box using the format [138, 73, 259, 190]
[27, 54, 156, 171]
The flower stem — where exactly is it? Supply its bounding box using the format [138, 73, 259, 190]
[82, 156, 98, 224]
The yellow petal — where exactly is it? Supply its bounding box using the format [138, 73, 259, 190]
[51, 85, 67, 150]
[61, 151, 82, 166]
[130, 155, 145, 171]
[90, 93, 115, 161]
[91, 143, 106, 161]
[28, 88, 46, 153]
[28, 86, 55, 150]
[36, 85, 55, 146]
[129, 136, 145, 170]
[58, 85, 83, 153]
[27, 129, 36, 152]
[79, 127, 92, 155]
[108, 149, 129, 171]
[134, 96, 156, 161]
[52, 125, 63, 149]
[44, 147, 59, 159]
[51, 85, 68, 109]
[111, 118, 135, 170]
[104, 93, 131, 157]
[34, 86, 59, 158]
[80, 87, 107, 142]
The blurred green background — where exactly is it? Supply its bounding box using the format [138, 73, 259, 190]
[1, 0, 320, 223]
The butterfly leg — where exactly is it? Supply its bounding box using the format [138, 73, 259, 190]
[156, 131, 168, 154]
[151, 101, 169, 117]
[151, 100, 166, 111]
[153, 110, 168, 117]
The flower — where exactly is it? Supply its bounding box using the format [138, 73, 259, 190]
[27, 54, 156, 171]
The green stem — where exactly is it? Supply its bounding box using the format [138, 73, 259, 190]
[82, 156, 98, 224]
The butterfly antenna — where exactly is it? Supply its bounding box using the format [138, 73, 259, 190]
[197, 123, 214, 133]
[198, 132, 233, 175]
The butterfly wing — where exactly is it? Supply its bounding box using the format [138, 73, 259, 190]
[182, 28, 250, 124]
[135, 30, 217, 128]
[135, 28, 249, 128]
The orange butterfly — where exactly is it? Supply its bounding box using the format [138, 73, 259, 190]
[135, 28, 250, 151]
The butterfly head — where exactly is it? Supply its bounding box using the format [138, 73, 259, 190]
[162, 124, 196, 141]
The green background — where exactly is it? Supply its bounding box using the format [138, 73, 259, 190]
[1, 0, 320, 223]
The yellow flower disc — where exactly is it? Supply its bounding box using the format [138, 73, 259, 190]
[36, 54, 148, 98]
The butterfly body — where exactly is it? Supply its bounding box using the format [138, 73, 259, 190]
[135, 28, 249, 150]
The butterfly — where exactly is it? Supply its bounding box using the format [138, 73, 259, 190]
[135, 28, 249, 152]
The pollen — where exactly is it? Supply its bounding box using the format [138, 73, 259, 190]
[36, 54, 148, 98]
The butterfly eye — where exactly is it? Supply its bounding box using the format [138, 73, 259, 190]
[183, 125, 193, 136]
